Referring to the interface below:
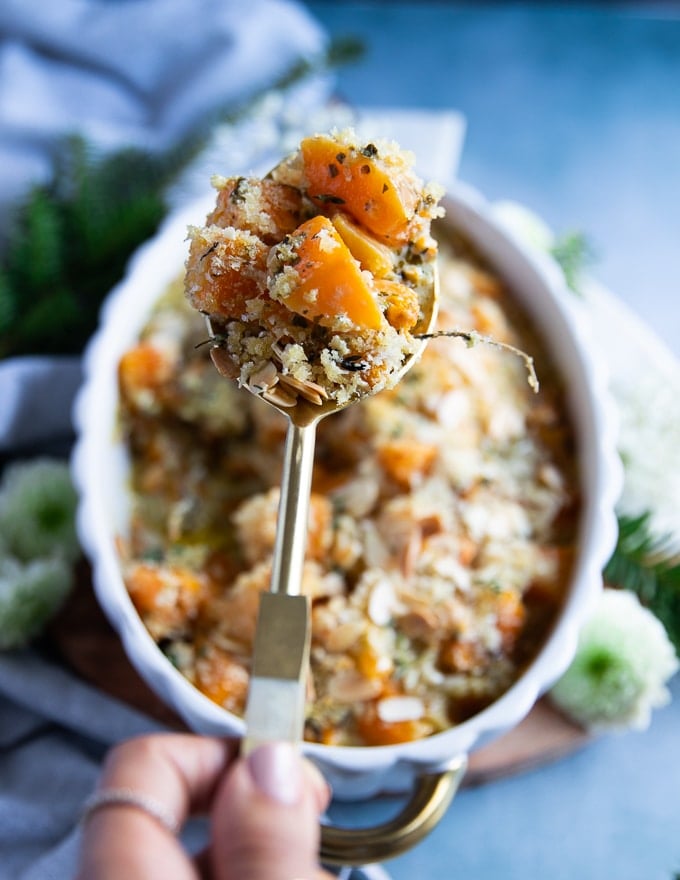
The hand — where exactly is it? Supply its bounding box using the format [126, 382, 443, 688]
[76, 733, 334, 880]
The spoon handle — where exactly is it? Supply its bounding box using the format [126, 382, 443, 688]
[242, 421, 315, 753]
[271, 421, 317, 596]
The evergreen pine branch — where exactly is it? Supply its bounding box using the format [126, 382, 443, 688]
[0, 140, 170, 357]
[605, 512, 680, 654]
[0, 271, 16, 336]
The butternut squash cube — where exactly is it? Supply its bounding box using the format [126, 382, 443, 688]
[185, 226, 268, 321]
[331, 212, 395, 277]
[270, 215, 385, 331]
[207, 177, 304, 244]
[300, 135, 420, 242]
[375, 278, 420, 331]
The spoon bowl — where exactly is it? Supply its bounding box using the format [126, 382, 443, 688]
[205, 264, 438, 428]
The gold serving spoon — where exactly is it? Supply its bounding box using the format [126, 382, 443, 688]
[206, 271, 476, 868]
[205, 269, 439, 756]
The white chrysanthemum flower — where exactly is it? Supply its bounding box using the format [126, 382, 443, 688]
[0, 555, 73, 649]
[550, 589, 678, 732]
[0, 459, 79, 563]
[613, 369, 680, 543]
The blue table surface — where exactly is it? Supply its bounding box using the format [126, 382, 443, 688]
[306, 3, 680, 879]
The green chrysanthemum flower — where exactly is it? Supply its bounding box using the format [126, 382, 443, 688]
[0, 459, 79, 563]
[550, 589, 678, 732]
[0, 555, 73, 649]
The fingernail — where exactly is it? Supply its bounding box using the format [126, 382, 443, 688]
[247, 742, 303, 805]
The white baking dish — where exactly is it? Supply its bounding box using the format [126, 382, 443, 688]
[72, 181, 622, 811]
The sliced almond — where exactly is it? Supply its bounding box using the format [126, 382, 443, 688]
[271, 340, 284, 362]
[397, 607, 439, 642]
[270, 339, 293, 364]
[400, 527, 422, 579]
[324, 620, 366, 653]
[367, 578, 395, 626]
[376, 695, 424, 724]
[247, 361, 279, 393]
[262, 384, 298, 408]
[326, 668, 383, 703]
[210, 347, 239, 379]
[278, 373, 328, 406]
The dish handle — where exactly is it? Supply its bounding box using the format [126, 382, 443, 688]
[320, 755, 467, 866]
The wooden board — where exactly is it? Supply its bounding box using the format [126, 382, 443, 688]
[48, 571, 589, 785]
[465, 699, 588, 786]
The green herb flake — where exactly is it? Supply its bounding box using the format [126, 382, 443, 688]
[229, 177, 248, 204]
[200, 241, 219, 262]
[314, 194, 346, 205]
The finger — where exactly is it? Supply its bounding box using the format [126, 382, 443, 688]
[76, 734, 235, 880]
[211, 741, 334, 880]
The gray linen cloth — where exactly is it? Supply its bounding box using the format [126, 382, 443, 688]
[0, 0, 327, 233]
[0, 650, 169, 880]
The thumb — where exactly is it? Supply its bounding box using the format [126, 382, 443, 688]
[211, 741, 333, 880]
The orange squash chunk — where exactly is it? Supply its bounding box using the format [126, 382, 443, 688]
[496, 589, 526, 652]
[437, 639, 486, 674]
[307, 493, 334, 560]
[207, 177, 304, 244]
[331, 212, 394, 277]
[300, 135, 420, 241]
[273, 215, 384, 331]
[125, 562, 165, 615]
[118, 343, 173, 403]
[375, 278, 420, 330]
[377, 437, 438, 488]
[356, 702, 427, 746]
[185, 226, 268, 321]
[194, 645, 249, 713]
[126, 562, 205, 623]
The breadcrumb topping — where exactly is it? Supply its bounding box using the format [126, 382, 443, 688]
[117, 234, 580, 746]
